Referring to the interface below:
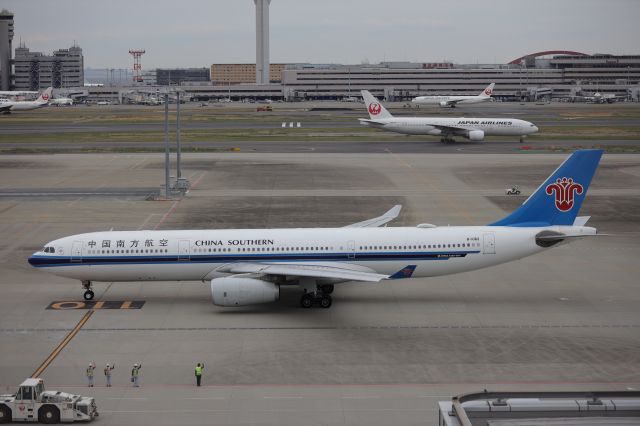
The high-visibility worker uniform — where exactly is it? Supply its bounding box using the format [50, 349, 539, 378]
[195, 364, 204, 387]
[86, 365, 95, 387]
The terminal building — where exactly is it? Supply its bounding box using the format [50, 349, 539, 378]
[210, 63, 287, 84]
[78, 52, 640, 104]
[190, 53, 640, 102]
[13, 44, 84, 90]
[156, 68, 210, 86]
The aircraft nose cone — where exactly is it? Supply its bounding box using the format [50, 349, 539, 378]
[28, 254, 38, 267]
[533, 125, 539, 133]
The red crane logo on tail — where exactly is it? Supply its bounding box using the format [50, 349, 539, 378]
[484, 88, 492, 96]
[545, 177, 583, 212]
[42, 94, 49, 101]
[368, 103, 381, 116]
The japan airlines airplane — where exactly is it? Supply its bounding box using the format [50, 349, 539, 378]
[29, 150, 603, 309]
[360, 90, 538, 143]
[0, 87, 52, 113]
[412, 83, 495, 108]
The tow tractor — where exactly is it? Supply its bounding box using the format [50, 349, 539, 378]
[0, 378, 98, 423]
[505, 185, 521, 195]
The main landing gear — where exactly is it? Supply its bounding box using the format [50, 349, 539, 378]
[299, 284, 334, 309]
[440, 137, 456, 144]
[82, 280, 95, 301]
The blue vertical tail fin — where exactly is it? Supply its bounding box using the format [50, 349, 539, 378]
[489, 150, 603, 227]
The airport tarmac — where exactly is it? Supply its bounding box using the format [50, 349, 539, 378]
[1, 152, 640, 425]
[1, 102, 639, 155]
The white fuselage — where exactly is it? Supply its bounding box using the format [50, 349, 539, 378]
[28, 225, 592, 283]
[361, 117, 539, 137]
[412, 95, 489, 106]
[0, 98, 47, 111]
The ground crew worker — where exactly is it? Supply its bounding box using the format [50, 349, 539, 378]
[131, 363, 141, 387]
[195, 363, 204, 387]
[86, 362, 96, 387]
[104, 363, 115, 387]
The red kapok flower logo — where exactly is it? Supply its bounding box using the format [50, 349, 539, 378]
[545, 177, 583, 212]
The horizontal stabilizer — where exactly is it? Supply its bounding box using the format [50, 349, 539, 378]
[573, 216, 590, 226]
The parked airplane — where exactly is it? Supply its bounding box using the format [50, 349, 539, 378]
[0, 90, 38, 98]
[360, 90, 538, 143]
[0, 87, 52, 113]
[412, 83, 495, 107]
[29, 150, 602, 309]
[49, 96, 74, 106]
[585, 92, 621, 104]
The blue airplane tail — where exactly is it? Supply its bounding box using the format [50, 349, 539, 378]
[489, 150, 603, 227]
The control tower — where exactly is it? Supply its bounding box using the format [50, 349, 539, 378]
[254, 0, 271, 84]
[0, 9, 14, 90]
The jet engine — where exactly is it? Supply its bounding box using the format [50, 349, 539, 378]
[466, 129, 485, 141]
[439, 101, 450, 107]
[211, 277, 280, 307]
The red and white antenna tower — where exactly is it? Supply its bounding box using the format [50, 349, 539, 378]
[129, 49, 146, 83]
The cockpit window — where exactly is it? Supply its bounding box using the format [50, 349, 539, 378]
[43, 247, 54, 253]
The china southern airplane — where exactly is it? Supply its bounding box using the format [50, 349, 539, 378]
[412, 83, 495, 107]
[0, 87, 52, 113]
[360, 90, 538, 143]
[29, 150, 602, 309]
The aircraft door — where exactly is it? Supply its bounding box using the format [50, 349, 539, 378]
[347, 240, 356, 259]
[71, 241, 83, 262]
[178, 240, 190, 261]
[483, 233, 496, 254]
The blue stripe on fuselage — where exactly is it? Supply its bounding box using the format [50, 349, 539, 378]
[28, 251, 478, 268]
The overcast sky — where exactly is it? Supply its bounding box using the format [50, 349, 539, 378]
[4, 0, 639, 69]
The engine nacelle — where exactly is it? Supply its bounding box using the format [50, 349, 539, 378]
[466, 129, 485, 141]
[439, 101, 449, 107]
[211, 277, 280, 307]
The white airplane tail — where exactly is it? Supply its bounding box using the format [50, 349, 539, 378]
[36, 87, 53, 104]
[479, 83, 495, 98]
[361, 90, 393, 120]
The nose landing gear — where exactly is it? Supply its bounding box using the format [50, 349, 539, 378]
[81, 280, 95, 300]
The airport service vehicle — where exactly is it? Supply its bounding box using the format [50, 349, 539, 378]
[0, 378, 98, 423]
[505, 185, 521, 195]
[360, 90, 538, 143]
[412, 83, 495, 107]
[29, 150, 603, 309]
[257, 105, 272, 112]
[0, 87, 52, 113]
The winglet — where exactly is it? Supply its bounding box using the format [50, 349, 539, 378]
[389, 265, 417, 279]
[344, 204, 402, 228]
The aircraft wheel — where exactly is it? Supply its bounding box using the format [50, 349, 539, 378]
[83, 290, 95, 301]
[300, 294, 313, 309]
[320, 284, 334, 295]
[319, 295, 332, 309]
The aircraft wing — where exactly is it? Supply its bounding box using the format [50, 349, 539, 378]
[0, 104, 12, 112]
[216, 262, 389, 282]
[443, 99, 460, 107]
[344, 204, 402, 228]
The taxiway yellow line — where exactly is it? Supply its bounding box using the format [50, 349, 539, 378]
[31, 311, 94, 378]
